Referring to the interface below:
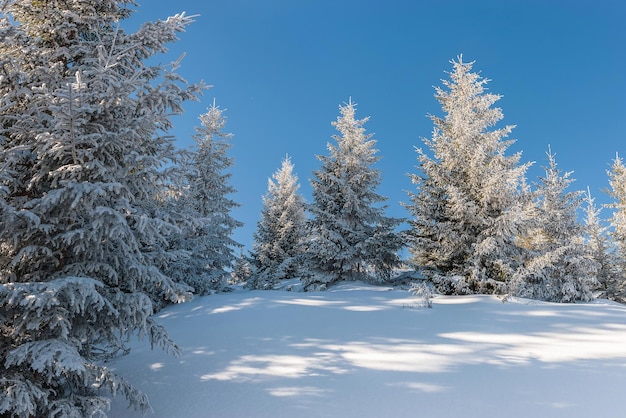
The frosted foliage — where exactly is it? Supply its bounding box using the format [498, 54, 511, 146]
[306, 100, 403, 286]
[0, 2, 201, 416]
[164, 103, 242, 295]
[231, 250, 254, 283]
[606, 155, 626, 296]
[584, 190, 621, 300]
[510, 149, 598, 302]
[250, 156, 307, 289]
[405, 57, 532, 294]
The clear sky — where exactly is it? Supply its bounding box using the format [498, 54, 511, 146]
[125, 1, 625, 251]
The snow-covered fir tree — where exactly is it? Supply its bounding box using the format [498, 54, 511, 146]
[405, 57, 533, 295]
[0, 2, 202, 416]
[231, 249, 254, 284]
[166, 103, 242, 295]
[249, 155, 307, 289]
[306, 99, 403, 287]
[510, 148, 597, 302]
[606, 154, 626, 296]
[584, 188, 621, 300]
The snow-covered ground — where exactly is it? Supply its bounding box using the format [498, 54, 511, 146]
[108, 283, 626, 417]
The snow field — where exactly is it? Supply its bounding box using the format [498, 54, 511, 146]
[109, 284, 626, 417]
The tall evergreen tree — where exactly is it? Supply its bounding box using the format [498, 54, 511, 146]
[584, 188, 620, 300]
[405, 57, 532, 294]
[306, 100, 403, 287]
[250, 155, 307, 289]
[606, 154, 626, 296]
[0, 2, 201, 416]
[167, 103, 242, 295]
[510, 148, 597, 302]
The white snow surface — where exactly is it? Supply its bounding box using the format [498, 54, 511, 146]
[108, 283, 626, 417]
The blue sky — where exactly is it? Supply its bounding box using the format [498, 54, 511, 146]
[125, 1, 625, 251]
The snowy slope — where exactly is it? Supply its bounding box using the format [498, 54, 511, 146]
[108, 283, 626, 418]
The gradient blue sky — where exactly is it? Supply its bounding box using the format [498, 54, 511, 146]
[125, 1, 625, 251]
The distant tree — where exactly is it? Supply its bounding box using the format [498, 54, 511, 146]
[249, 155, 307, 289]
[584, 188, 621, 300]
[605, 154, 626, 297]
[405, 57, 532, 295]
[231, 249, 254, 284]
[510, 148, 597, 302]
[306, 100, 403, 288]
[0, 2, 201, 416]
[166, 103, 242, 295]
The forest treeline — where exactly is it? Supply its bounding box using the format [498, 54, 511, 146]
[0, 2, 624, 417]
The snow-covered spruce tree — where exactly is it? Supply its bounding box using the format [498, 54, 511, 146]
[605, 154, 626, 296]
[584, 188, 621, 300]
[249, 155, 307, 289]
[405, 57, 533, 295]
[0, 2, 202, 416]
[166, 103, 242, 295]
[305, 99, 403, 288]
[510, 148, 597, 302]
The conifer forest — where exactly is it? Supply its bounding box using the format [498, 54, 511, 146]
[1, 2, 625, 417]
